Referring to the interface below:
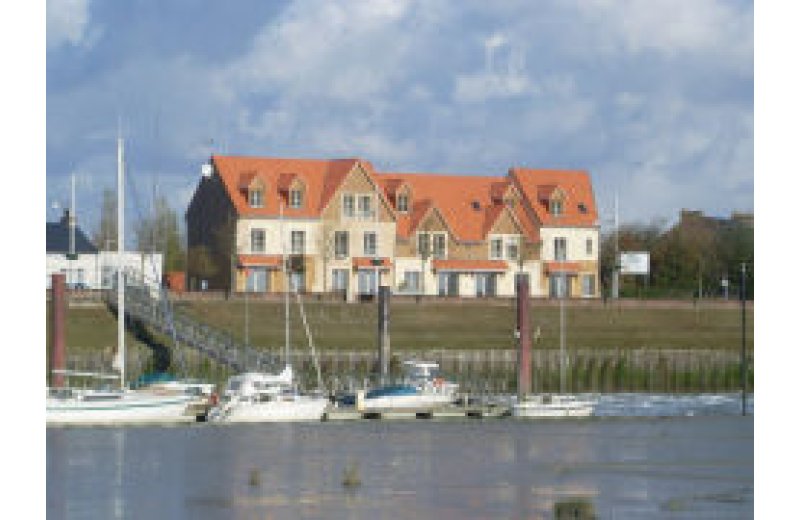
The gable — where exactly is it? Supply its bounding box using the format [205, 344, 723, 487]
[321, 163, 396, 222]
[490, 206, 524, 235]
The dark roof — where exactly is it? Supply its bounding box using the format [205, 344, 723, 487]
[46, 211, 98, 254]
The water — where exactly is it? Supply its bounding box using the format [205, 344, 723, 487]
[48, 395, 753, 519]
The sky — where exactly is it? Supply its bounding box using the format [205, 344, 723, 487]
[46, 0, 754, 238]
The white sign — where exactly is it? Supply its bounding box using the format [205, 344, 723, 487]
[619, 252, 650, 275]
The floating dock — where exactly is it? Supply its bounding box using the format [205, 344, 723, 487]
[323, 404, 509, 421]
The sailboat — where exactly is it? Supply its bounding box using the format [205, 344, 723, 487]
[207, 201, 329, 423]
[46, 138, 195, 426]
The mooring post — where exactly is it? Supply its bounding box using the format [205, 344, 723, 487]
[378, 285, 391, 385]
[740, 263, 747, 416]
[50, 273, 67, 388]
[516, 274, 531, 399]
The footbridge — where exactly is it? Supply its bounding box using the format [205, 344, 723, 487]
[105, 272, 283, 374]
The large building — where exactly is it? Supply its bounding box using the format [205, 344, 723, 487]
[186, 155, 600, 299]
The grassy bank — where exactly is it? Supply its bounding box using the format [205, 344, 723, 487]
[171, 298, 754, 352]
[49, 299, 754, 353]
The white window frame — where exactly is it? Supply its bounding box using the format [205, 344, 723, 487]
[417, 232, 430, 258]
[489, 237, 503, 260]
[250, 228, 266, 253]
[363, 231, 377, 256]
[290, 230, 305, 255]
[554, 237, 567, 261]
[402, 270, 421, 293]
[550, 199, 563, 216]
[357, 194, 374, 220]
[289, 188, 303, 208]
[397, 193, 409, 213]
[249, 188, 264, 208]
[431, 232, 447, 259]
[489, 234, 520, 260]
[505, 236, 520, 261]
[582, 273, 596, 297]
[342, 194, 355, 218]
[334, 231, 349, 259]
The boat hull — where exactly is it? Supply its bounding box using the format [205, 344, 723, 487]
[511, 396, 595, 418]
[360, 393, 455, 411]
[211, 397, 329, 423]
[46, 393, 195, 425]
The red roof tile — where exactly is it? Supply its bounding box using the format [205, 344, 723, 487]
[213, 155, 368, 218]
[510, 168, 598, 227]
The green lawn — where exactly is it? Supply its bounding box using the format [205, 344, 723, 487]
[171, 299, 754, 352]
[48, 299, 754, 355]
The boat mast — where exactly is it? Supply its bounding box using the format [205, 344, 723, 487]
[117, 137, 126, 388]
[69, 174, 76, 257]
[280, 200, 290, 368]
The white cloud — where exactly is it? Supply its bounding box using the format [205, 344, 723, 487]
[47, 0, 92, 49]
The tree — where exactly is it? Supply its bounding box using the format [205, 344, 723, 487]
[135, 195, 186, 272]
[93, 189, 117, 250]
[187, 245, 218, 281]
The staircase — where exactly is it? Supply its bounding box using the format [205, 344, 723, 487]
[105, 272, 282, 374]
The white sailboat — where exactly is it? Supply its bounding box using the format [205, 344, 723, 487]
[46, 138, 195, 426]
[208, 201, 328, 423]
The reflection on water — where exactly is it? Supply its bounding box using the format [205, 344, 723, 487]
[48, 395, 753, 519]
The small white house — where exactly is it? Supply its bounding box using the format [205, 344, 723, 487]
[46, 211, 163, 291]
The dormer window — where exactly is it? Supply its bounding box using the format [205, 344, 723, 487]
[471, 201, 481, 211]
[578, 203, 587, 214]
[289, 188, 303, 208]
[397, 194, 409, 213]
[249, 188, 264, 208]
[550, 199, 563, 216]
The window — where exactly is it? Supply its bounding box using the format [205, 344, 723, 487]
[289, 189, 303, 208]
[402, 271, 421, 293]
[438, 272, 459, 296]
[358, 270, 377, 295]
[582, 274, 596, 297]
[476, 273, 497, 297]
[358, 195, 373, 219]
[417, 232, 430, 257]
[397, 194, 409, 212]
[290, 230, 305, 254]
[506, 237, 519, 261]
[554, 237, 567, 261]
[249, 189, 263, 208]
[363, 232, 377, 256]
[334, 231, 349, 258]
[251, 229, 265, 253]
[332, 269, 349, 292]
[586, 238, 593, 256]
[432, 233, 446, 259]
[246, 267, 269, 292]
[343, 194, 355, 218]
[550, 199, 563, 216]
[490, 238, 503, 260]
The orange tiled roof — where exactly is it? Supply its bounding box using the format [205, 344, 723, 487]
[213, 155, 373, 218]
[377, 172, 540, 242]
[510, 168, 598, 227]
[352, 257, 392, 269]
[544, 261, 581, 273]
[237, 254, 283, 268]
[432, 259, 509, 272]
